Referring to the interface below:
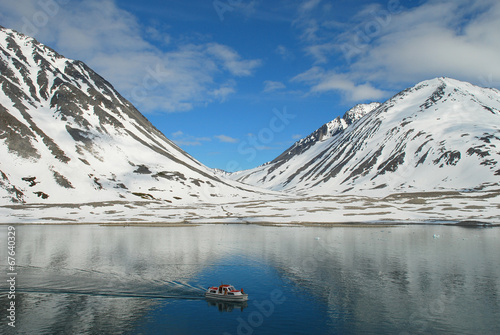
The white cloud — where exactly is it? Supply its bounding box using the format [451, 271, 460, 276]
[304, 43, 336, 64]
[300, 0, 322, 12]
[232, 0, 259, 19]
[347, 0, 500, 86]
[214, 135, 239, 143]
[263, 81, 286, 93]
[171, 132, 212, 146]
[0, 0, 261, 113]
[291, 0, 500, 102]
[275, 45, 294, 61]
[145, 26, 171, 46]
[205, 43, 261, 77]
[210, 81, 237, 102]
[292, 67, 387, 102]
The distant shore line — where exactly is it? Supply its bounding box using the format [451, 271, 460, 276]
[0, 220, 496, 227]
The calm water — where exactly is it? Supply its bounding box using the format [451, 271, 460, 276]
[1, 224, 499, 334]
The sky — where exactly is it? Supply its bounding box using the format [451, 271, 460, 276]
[1, 0, 500, 171]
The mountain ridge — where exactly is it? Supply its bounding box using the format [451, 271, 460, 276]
[272, 102, 381, 162]
[228, 77, 500, 195]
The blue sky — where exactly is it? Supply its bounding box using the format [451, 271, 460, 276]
[1, 0, 500, 171]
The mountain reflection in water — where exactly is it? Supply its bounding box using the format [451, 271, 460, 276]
[0, 224, 499, 335]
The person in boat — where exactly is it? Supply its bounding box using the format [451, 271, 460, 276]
[219, 285, 228, 295]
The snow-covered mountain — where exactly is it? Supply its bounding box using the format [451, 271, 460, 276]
[2, 23, 499, 211]
[230, 77, 500, 195]
[0, 26, 264, 204]
[292, 102, 382, 151]
[261, 102, 380, 170]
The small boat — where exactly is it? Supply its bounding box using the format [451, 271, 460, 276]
[205, 284, 248, 302]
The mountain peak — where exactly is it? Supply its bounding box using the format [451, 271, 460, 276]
[272, 102, 381, 163]
[413, 76, 499, 96]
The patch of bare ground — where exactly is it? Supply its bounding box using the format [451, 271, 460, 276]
[372, 204, 395, 209]
[104, 210, 121, 214]
[285, 222, 400, 227]
[472, 189, 500, 199]
[344, 206, 367, 210]
[344, 211, 393, 216]
[271, 208, 288, 211]
[383, 191, 461, 201]
[40, 217, 78, 222]
[306, 208, 337, 213]
[465, 205, 485, 210]
[100, 223, 199, 227]
[404, 198, 427, 205]
[233, 201, 266, 208]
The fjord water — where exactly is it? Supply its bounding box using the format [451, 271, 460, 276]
[1, 225, 499, 334]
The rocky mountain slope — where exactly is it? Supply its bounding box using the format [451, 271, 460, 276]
[0, 26, 265, 204]
[229, 78, 500, 195]
[228, 102, 380, 184]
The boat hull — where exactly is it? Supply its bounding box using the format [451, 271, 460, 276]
[205, 292, 249, 302]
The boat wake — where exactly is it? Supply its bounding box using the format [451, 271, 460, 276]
[14, 288, 206, 300]
[7, 265, 208, 301]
